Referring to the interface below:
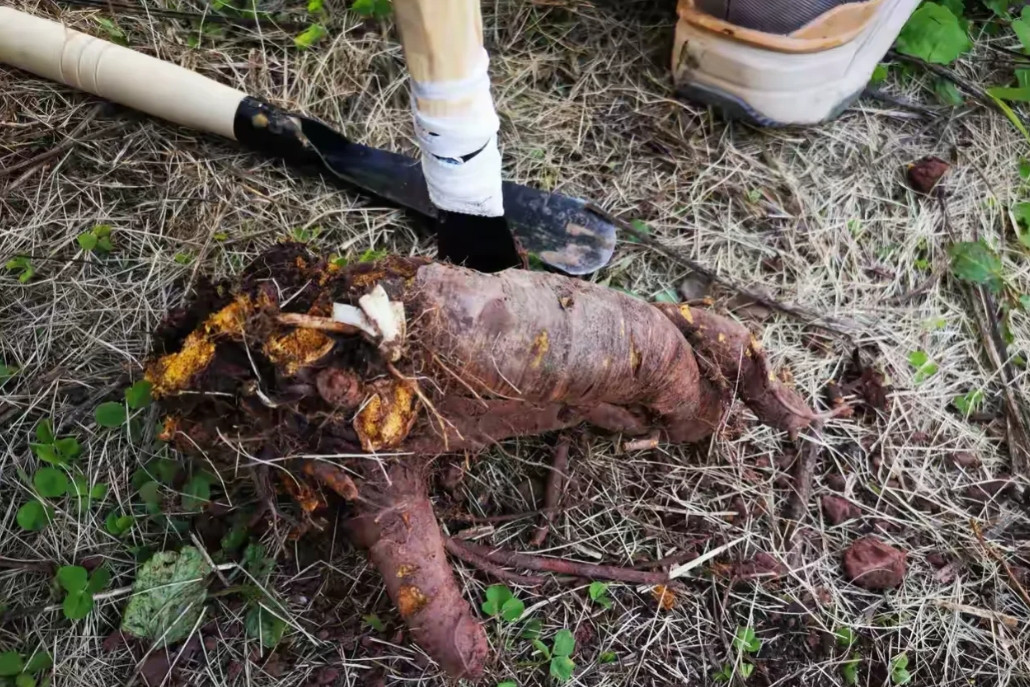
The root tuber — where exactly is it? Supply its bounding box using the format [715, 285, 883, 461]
[147, 244, 813, 679]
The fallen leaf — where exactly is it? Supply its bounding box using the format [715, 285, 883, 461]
[120, 546, 212, 646]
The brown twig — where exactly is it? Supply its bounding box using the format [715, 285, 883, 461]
[598, 207, 857, 337]
[529, 436, 571, 547]
[783, 427, 823, 565]
[889, 50, 1019, 123]
[936, 194, 1030, 474]
[0, 107, 123, 180]
[445, 498, 592, 524]
[451, 539, 673, 585]
[54, 0, 310, 31]
[862, 86, 941, 119]
[622, 435, 660, 452]
[972, 520, 1030, 610]
[276, 313, 361, 335]
[443, 537, 547, 587]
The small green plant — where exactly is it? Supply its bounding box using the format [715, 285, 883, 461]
[841, 654, 860, 685]
[652, 288, 679, 304]
[290, 225, 322, 242]
[519, 617, 543, 639]
[294, 23, 327, 48]
[359, 248, 388, 263]
[949, 240, 1004, 293]
[95, 380, 153, 429]
[57, 565, 111, 620]
[714, 626, 762, 682]
[363, 613, 386, 633]
[93, 16, 126, 43]
[125, 380, 153, 410]
[352, 0, 391, 18]
[907, 350, 938, 383]
[496, 682, 517, 687]
[953, 389, 984, 416]
[173, 252, 194, 265]
[245, 602, 288, 648]
[948, 239, 1028, 344]
[15, 500, 53, 532]
[105, 510, 135, 537]
[5, 256, 35, 284]
[598, 651, 617, 664]
[33, 467, 68, 498]
[95, 402, 126, 428]
[587, 581, 613, 609]
[31, 418, 80, 467]
[480, 584, 525, 622]
[895, 2, 971, 64]
[182, 472, 213, 512]
[77, 224, 114, 253]
[834, 626, 856, 648]
[732, 626, 762, 654]
[890, 653, 912, 685]
[531, 628, 576, 683]
[0, 649, 53, 687]
[0, 361, 18, 387]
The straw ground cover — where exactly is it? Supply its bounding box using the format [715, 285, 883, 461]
[2, 1, 1029, 685]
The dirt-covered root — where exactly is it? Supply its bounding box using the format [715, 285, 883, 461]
[655, 303, 815, 436]
[345, 461, 488, 678]
[399, 263, 733, 446]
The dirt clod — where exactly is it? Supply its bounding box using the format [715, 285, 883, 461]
[949, 451, 981, 469]
[821, 495, 859, 525]
[963, 478, 1014, 505]
[907, 155, 950, 194]
[843, 536, 907, 590]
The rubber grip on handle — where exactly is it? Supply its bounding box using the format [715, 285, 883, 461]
[0, 7, 245, 139]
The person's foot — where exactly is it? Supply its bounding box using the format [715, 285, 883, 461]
[672, 0, 920, 125]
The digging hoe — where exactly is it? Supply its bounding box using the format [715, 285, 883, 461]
[0, 6, 617, 275]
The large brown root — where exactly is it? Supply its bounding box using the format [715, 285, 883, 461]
[146, 244, 814, 679]
[347, 462, 488, 678]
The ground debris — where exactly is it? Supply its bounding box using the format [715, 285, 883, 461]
[843, 536, 907, 590]
[906, 155, 950, 194]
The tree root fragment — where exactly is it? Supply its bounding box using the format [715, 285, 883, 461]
[529, 436, 571, 547]
[145, 244, 814, 679]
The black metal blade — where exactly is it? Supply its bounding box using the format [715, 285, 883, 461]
[233, 97, 616, 275]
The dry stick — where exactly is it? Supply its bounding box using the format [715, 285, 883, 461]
[972, 520, 1030, 611]
[934, 599, 1020, 628]
[445, 498, 593, 524]
[0, 110, 123, 179]
[451, 539, 672, 585]
[529, 435, 571, 547]
[862, 86, 941, 119]
[783, 426, 823, 566]
[443, 537, 547, 587]
[936, 195, 1030, 474]
[54, 0, 311, 31]
[889, 51, 1015, 121]
[276, 313, 361, 335]
[601, 208, 857, 337]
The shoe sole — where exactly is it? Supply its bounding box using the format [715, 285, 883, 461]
[672, 0, 920, 126]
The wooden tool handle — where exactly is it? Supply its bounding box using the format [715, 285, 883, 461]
[0, 8, 245, 139]
[393, 0, 484, 117]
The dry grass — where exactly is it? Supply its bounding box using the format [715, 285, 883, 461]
[2, 0, 1030, 685]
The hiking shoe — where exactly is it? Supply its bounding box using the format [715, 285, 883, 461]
[672, 0, 920, 125]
